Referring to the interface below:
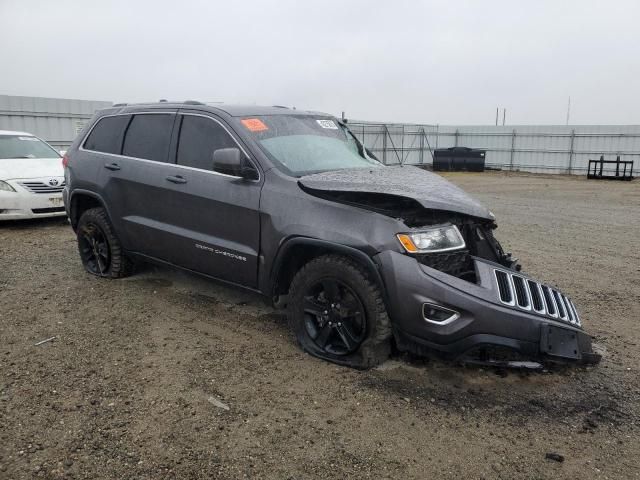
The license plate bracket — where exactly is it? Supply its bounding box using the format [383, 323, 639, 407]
[540, 323, 580, 360]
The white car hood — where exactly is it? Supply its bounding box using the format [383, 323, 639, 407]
[0, 158, 63, 180]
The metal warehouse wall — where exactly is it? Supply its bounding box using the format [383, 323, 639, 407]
[0, 95, 112, 150]
[348, 122, 640, 175]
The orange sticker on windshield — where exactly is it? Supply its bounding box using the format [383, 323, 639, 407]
[241, 118, 268, 132]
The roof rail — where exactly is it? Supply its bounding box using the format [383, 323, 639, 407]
[112, 103, 127, 107]
[184, 100, 205, 105]
[272, 105, 289, 109]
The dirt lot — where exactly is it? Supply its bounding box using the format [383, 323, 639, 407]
[1, 172, 639, 479]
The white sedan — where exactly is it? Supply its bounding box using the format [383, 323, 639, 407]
[0, 130, 66, 220]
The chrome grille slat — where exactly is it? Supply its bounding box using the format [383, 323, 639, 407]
[512, 275, 531, 310]
[493, 269, 581, 327]
[528, 280, 546, 314]
[495, 270, 515, 306]
[569, 299, 582, 326]
[541, 285, 558, 318]
[18, 181, 65, 194]
[562, 295, 573, 323]
[553, 290, 568, 319]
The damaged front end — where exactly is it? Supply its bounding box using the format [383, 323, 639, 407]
[299, 167, 601, 367]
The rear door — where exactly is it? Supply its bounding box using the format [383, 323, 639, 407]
[97, 111, 182, 261]
[160, 112, 262, 287]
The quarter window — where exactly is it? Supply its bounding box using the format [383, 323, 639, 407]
[122, 114, 174, 162]
[84, 115, 131, 154]
[176, 115, 237, 171]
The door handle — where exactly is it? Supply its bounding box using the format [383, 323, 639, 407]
[166, 175, 187, 184]
[104, 162, 121, 171]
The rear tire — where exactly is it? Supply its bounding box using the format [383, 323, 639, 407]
[76, 207, 133, 278]
[287, 254, 391, 369]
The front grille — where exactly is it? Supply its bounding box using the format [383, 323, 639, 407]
[19, 181, 65, 194]
[32, 207, 65, 214]
[494, 269, 581, 327]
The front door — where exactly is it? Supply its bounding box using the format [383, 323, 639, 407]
[159, 113, 262, 288]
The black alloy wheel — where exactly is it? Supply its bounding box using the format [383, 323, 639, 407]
[303, 277, 368, 355]
[288, 254, 392, 368]
[78, 222, 111, 275]
[75, 207, 133, 278]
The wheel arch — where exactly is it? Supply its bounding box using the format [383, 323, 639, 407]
[269, 237, 388, 304]
[68, 190, 110, 230]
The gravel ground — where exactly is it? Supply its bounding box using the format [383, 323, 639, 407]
[1, 172, 639, 479]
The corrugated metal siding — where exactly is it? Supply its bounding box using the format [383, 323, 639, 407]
[349, 121, 640, 175]
[0, 95, 112, 150]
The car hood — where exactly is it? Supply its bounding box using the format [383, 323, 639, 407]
[0, 158, 63, 181]
[298, 165, 493, 220]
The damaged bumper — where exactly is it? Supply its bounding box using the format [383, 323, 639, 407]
[375, 250, 601, 365]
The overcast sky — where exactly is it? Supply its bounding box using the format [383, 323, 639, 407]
[2, 0, 640, 125]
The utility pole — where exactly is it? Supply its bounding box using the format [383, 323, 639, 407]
[502, 108, 506, 126]
[495, 107, 499, 126]
[565, 96, 571, 125]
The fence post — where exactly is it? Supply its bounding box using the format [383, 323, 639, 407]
[454, 129, 459, 147]
[567, 129, 576, 174]
[509, 129, 516, 170]
[382, 124, 387, 164]
[419, 127, 425, 164]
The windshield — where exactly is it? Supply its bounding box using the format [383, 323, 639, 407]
[237, 115, 381, 176]
[0, 135, 61, 160]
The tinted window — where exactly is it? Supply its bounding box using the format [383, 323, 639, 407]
[176, 115, 237, 170]
[122, 114, 174, 161]
[84, 115, 131, 154]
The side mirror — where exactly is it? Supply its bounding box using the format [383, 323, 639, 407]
[212, 148, 258, 180]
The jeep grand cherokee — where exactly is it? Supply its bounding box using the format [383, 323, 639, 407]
[62, 102, 600, 368]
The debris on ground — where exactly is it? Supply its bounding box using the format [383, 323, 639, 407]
[207, 396, 230, 411]
[545, 452, 565, 462]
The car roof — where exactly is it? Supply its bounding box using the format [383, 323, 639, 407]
[0, 130, 33, 136]
[108, 102, 332, 118]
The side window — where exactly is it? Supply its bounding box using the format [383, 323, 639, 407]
[122, 114, 174, 161]
[176, 115, 237, 170]
[83, 115, 131, 154]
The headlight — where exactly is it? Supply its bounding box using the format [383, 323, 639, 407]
[0, 180, 16, 192]
[397, 225, 465, 253]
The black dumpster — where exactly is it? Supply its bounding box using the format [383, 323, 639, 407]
[433, 147, 486, 172]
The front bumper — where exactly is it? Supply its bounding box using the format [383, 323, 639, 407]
[0, 178, 66, 220]
[375, 250, 600, 364]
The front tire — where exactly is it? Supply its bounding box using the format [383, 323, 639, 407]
[287, 254, 391, 369]
[76, 207, 133, 278]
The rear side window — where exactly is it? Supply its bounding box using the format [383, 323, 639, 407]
[83, 115, 131, 154]
[122, 114, 174, 162]
[176, 115, 237, 170]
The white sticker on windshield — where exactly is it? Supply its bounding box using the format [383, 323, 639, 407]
[316, 119, 338, 130]
[18, 136, 38, 141]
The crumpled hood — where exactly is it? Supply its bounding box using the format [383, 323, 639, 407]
[0, 157, 63, 181]
[299, 165, 493, 220]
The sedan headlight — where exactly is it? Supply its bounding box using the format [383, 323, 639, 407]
[0, 180, 16, 192]
[397, 225, 465, 253]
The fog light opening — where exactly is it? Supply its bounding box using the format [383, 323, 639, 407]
[422, 303, 460, 325]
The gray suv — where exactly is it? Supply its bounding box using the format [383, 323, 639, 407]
[62, 101, 600, 368]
